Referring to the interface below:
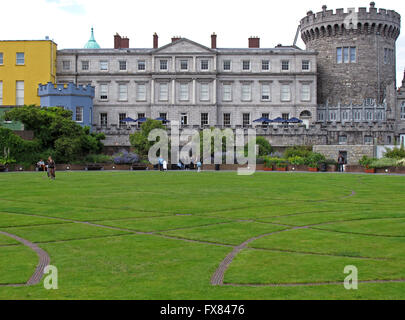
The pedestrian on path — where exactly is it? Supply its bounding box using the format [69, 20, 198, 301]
[338, 154, 345, 173]
[47, 156, 56, 180]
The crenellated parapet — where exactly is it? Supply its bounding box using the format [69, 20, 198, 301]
[301, 3, 401, 44]
[38, 82, 95, 98]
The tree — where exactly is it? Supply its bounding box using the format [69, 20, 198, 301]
[129, 119, 166, 159]
[245, 136, 273, 157]
[5, 105, 105, 163]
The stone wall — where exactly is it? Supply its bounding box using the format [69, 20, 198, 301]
[313, 145, 374, 165]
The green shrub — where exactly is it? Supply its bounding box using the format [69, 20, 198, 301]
[359, 156, 376, 168]
[304, 153, 326, 168]
[384, 147, 405, 159]
[369, 158, 397, 169]
[284, 146, 312, 159]
[287, 156, 306, 166]
[82, 154, 113, 164]
[263, 157, 282, 168]
[397, 159, 405, 167]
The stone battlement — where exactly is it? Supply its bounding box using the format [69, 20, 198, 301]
[38, 82, 95, 98]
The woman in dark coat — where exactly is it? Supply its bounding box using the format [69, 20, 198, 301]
[47, 156, 56, 180]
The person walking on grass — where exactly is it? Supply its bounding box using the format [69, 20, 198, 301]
[197, 160, 202, 173]
[47, 156, 56, 180]
[162, 159, 167, 172]
[158, 156, 164, 171]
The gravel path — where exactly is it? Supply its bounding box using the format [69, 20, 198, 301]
[0, 231, 50, 287]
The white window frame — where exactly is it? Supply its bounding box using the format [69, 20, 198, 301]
[242, 113, 250, 127]
[81, 60, 89, 71]
[350, 47, 357, 63]
[223, 84, 232, 102]
[75, 106, 83, 123]
[223, 60, 231, 71]
[179, 83, 189, 101]
[159, 83, 169, 101]
[302, 60, 310, 71]
[401, 102, 405, 120]
[301, 84, 311, 102]
[343, 47, 349, 63]
[337, 48, 343, 64]
[200, 83, 209, 101]
[100, 113, 108, 127]
[181, 113, 188, 126]
[119, 113, 127, 127]
[136, 83, 146, 101]
[99, 84, 108, 100]
[160, 59, 168, 71]
[201, 59, 209, 71]
[242, 60, 250, 71]
[180, 59, 188, 71]
[281, 85, 291, 102]
[241, 84, 252, 101]
[262, 60, 270, 71]
[16, 52, 25, 65]
[261, 84, 271, 101]
[223, 113, 231, 127]
[200, 113, 209, 127]
[138, 60, 146, 71]
[100, 61, 108, 71]
[62, 60, 71, 70]
[119, 60, 127, 71]
[118, 84, 128, 101]
[281, 60, 289, 71]
[16, 81, 24, 105]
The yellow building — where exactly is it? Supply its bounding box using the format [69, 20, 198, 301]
[0, 40, 57, 106]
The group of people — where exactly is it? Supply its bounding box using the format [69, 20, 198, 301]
[37, 156, 56, 180]
[158, 157, 202, 172]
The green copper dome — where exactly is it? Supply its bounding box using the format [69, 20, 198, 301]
[84, 28, 100, 49]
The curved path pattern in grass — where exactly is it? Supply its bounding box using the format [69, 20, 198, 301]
[0, 231, 50, 287]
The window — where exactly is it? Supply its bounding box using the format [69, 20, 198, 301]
[159, 113, 167, 121]
[181, 113, 188, 126]
[75, 107, 83, 122]
[281, 85, 291, 102]
[201, 113, 209, 127]
[241, 84, 251, 101]
[354, 111, 361, 121]
[100, 113, 107, 127]
[330, 112, 337, 121]
[223, 84, 232, 101]
[401, 102, 405, 120]
[366, 111, 373, 121]
[62, 60, 71, 70]
[281, 60, 289, 71]
[343, 47, 349, 63]
[0, 81, 2, 105]
[160, 60, 168, 70]
[137, 113, 145, 128]
[119, 113, 126, 127]
[384, 48, 388, 64]
[350, 47, 356, 63]
[302, 60, 310, 71]
[318, 112, 324, 121]
[100, 84, 108, 100]
[261, 84, 271, 101]
[300, 110, 312, 118]
[159, 83, 169, 101]
[138, 60, 146, 71]
[16, 52, 24, 65]
[16, 81, 24, 105]
[242, 113, 250, 127]
[119, 60, 127, 71]
[339, 135, 347, 145]
[100, 61, 108, 71]
[223, 113, 231, 127]
[364, 136, 373, 145]
[242, 60, 250, 71]
[301, 84, 311, 102]
[180, 83, 189, 101]
[376, 111, 383, 121]
[262, 113, 269, 119]
[136, 83, 146, 101]
[0, 53, 3, 65]
[223, 60, 231, 71]
[118, 84, 128, 101]
[337, 48, 343, 63]
[201, 60, 209, 70]
[200, 83, 209, 101]
[180, 60, 188, 70]
[81, 61, 89, 70]
[282, 113, 289, 121]
[262, 60, 270, 71]
[342, 111, 349, 121]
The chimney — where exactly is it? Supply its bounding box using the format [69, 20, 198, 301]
[211, 33, 217, 49]
[114, 33, 129, 49]
[114, 33, 121, 49]
[248, 36, 260, 48]
[121, 37, 129, 48]
[171, 36, 181, 43]
[153, 33, 159, 49]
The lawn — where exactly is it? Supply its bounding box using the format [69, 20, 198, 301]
[0, 171, 405, 300]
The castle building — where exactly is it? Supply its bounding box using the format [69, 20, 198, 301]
[38, 82, 95, 129]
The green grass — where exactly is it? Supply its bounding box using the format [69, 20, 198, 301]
[0, 171, 405, 299]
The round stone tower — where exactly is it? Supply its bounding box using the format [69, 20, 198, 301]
[300, 2, 400, 106]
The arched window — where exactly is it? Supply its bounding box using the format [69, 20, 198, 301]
[300, 110, 312, 118]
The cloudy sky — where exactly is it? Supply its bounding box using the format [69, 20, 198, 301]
[1, 0, 404, 83]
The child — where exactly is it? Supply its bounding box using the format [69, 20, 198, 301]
[197, 161, 202, 173]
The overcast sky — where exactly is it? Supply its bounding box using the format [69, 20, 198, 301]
[1, 0, 404, 84]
